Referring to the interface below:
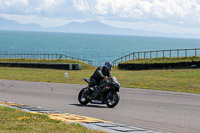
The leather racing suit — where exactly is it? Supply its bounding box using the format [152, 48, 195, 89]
[89, 66, 111, 87]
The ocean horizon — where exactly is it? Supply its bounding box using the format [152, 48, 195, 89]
[0, 30, 200, 65]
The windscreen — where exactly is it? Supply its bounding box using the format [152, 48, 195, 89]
[113, 76, 120, 86]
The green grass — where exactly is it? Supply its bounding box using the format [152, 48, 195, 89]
[0, 106, 104, 133]
[0, 66, 200, 94]
[0, 58, 95, 70]
[113, 69, 200, 93]
[120, 56, 200, 64]
[0, 58, 200, 94]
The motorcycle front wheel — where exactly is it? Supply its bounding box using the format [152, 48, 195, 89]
[78, 88, 89, 105]
[105, 91, 120, 108]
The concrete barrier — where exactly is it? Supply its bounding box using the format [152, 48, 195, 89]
[118, 61, 200, 70]
[0, 62, 81, 70]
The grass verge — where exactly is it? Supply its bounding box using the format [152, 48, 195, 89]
[0, 58, 200, 94]
[0, 106, 104, 133]
[119, 56, 200, 64]
[0, 66, 200, 94]
[0, 58, 95, 70]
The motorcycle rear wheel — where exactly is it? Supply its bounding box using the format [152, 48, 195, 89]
[78, 88, 89, 105]
[105, 91, 120, 108]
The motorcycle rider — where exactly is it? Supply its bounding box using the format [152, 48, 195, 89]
[89, 62, 112, 98]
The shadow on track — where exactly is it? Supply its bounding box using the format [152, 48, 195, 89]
[70, 104, 109, 108]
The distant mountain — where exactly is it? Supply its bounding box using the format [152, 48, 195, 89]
[50, 20, 200, 38]
[48, 20, 119, 34]
[0, 17, 199, 39]
[48, 20, 165, 36]
[0, 17, 42, 31]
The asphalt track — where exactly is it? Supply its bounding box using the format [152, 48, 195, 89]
[0, 79, 200, 133]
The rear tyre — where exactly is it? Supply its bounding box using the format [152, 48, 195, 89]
[78, 88, 89, 105]
[105, 91, 120, 108]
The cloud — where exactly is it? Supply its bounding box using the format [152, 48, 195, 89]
[0, 0, 200, 23]
[93, 0, 151, 18]
[2, 0, 28, 6]
[0, 0, 28, 13]
[0, 0, 71, 16]
[0, 0, 200, 32]
[90, 0, 200, 23]
[73, 0, 90, 11]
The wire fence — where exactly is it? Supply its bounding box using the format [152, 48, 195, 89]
[1, 48, 200, 67]
[0, 53, 93, 65]
[112, 48, 200, 66]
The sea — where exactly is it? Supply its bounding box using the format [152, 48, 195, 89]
[0, 30, 200, 65]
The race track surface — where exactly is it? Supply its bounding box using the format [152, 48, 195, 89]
[0, 79, 200, 133]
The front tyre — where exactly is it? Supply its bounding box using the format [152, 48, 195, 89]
[105, 91, 120, 108]
[78, 88, 89, 105]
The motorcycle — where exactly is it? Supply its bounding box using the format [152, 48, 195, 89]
[78, 76, 120, 108]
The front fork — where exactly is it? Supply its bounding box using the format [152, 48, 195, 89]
[83, 86, 93, 99]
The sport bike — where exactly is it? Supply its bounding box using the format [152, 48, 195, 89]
[78, 76, 120, 108]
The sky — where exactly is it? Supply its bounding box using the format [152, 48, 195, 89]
[0, 0, 200, 34]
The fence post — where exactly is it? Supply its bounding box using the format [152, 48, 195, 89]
[195, 49, 197, 56]
[156, 51, 158, 58]
[185, 49, 187, 57]
[150, 51, 151, 59]
[177, 50, 179, 58]
[170, 50, 171, 58]
[163, 50, 165, 58]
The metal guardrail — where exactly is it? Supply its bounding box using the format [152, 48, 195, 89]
[112, 48, 200, 66]
[0, 53, 93, 65]
[1, 48, 200, 67]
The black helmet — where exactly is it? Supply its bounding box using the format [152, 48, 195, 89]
[104, 62, 112, 71]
